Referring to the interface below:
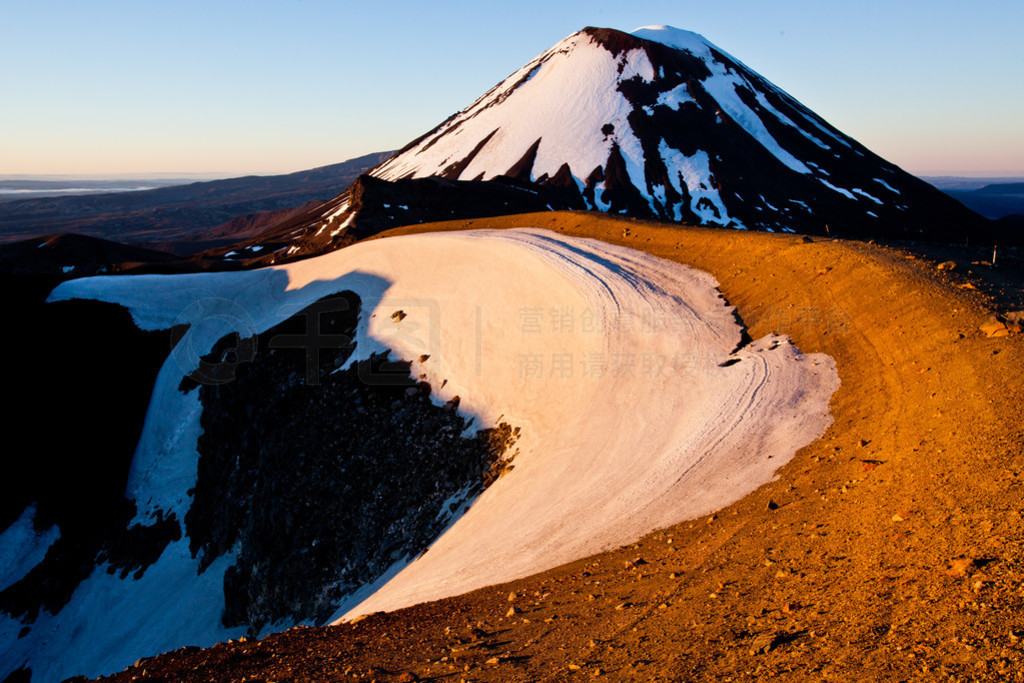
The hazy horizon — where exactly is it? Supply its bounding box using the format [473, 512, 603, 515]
[2, 169, 1023, 184]
[2, 1, 1021, 177]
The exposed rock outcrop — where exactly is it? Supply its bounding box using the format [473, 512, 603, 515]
[183, 292, 519, 632]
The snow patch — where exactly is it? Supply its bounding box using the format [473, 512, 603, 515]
[819, 178, 856, 200]
[0, 544, 242, 682]
[0, 504, 60, 592]
[619, 48, 656, 82]
[655, 82, 695, 110]
[323, 200, 350, 222]
[330, 212, 356, 238]
[852, 188, 883, 204]
[874, 177, 900, 194]
[659, 141, 735, 227]
[633, 26, 811, 174]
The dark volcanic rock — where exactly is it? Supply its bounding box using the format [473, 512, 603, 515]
[218, 173, 585, 266]
[183, 292, 519, 632]
[995, 214, 1024, 236]
[0, 233, 177, 277]
[0, 292, 183, 620]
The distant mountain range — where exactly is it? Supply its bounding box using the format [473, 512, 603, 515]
[0, 178, 192, 201]
[938, 182, 1024, 220]
[0, 152, 392, 253]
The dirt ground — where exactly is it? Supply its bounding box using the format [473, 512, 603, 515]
[93, 212, 1024, 682]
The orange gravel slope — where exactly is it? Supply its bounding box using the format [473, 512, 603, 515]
[98, 212, 1024, 682]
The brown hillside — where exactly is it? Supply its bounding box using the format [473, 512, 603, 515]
[95, 212, 1024, 682]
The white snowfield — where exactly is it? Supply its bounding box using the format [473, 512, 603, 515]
[373, 28, 657, 187]
[4, 229, 837, 680]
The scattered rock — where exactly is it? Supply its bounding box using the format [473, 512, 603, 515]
[766, 499, 779, 511]
[980, 316, 1009, 337]
[507, 591, 517, 602]
[936, 261, 957, 271]
[506, 606, 518, 617]
[946, 557, 976, 577]
[418, 354, 430, 362]
[397, 673, 419, 682]
[391, 310, 407, 322]
[748, 631, 784, 655]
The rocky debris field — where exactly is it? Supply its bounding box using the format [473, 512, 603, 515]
[185, 292, 520, 633]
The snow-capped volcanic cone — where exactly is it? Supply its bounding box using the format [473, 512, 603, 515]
[281, 25, 986, 253]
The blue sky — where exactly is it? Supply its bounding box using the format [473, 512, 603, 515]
[1, 0, 1021, 176]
